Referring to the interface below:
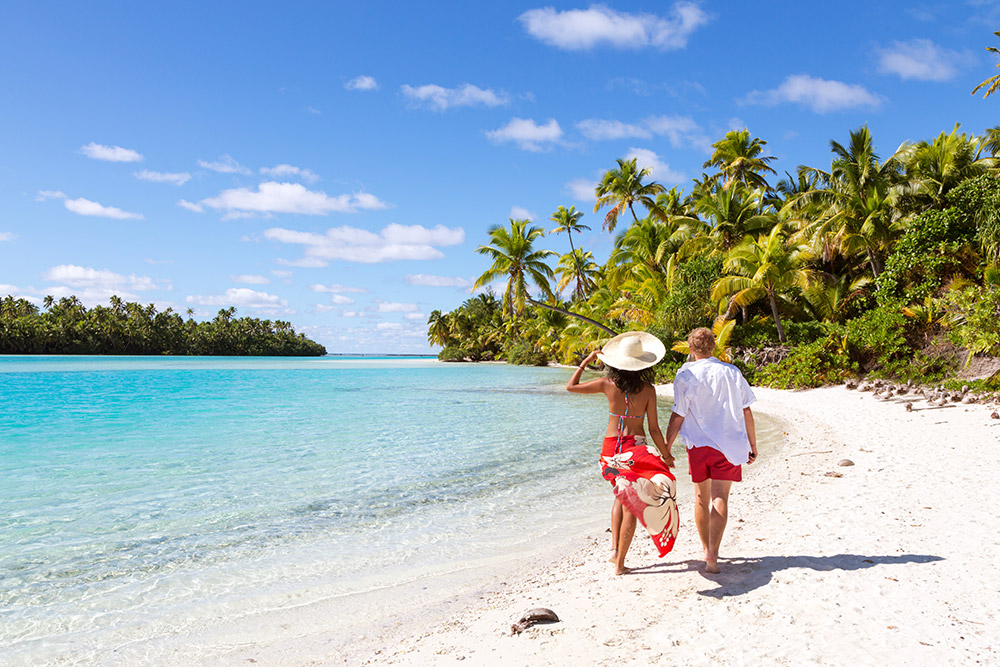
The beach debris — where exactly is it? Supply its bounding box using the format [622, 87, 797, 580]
[845, 379, 857, 390]
[962, 385, 970, 393]
[510, 608, 560, 635]
[962, 395, 977, 404]
[992, 412, 999, 420]
[838, 459, 855, 467]
[905, 402, 913, 412]
[859, 383, 872, 392]
[824, 471, 844, 478]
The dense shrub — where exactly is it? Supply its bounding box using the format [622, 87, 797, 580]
[505, 342, 550, 366]
[437, 346, 470, 362]
[841, 302, 913, 372]
[756, 338, 855, 389]
[948, 173, 1000, 264]
[943, 286, 1000, 360]
[654, 254, 722, 338]
[875, 208, 976, 304]
[730, 318, 830, 348]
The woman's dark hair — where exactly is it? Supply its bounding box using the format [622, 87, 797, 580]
[606, 366, 655, 395]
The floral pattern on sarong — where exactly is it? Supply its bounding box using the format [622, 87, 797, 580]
[601, 436, 678, 557]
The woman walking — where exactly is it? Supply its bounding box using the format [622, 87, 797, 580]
[567, 332, 679, 574]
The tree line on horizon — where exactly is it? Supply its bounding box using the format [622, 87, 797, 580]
[0, 295, 327, 356]
[427, 118, 1000, 388]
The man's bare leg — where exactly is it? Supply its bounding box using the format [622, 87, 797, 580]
[609, 498, 623, 562]
[694, 480, 713, 569]
[695, 479, 732, 573]
[614, 506, 636, 575]
[707, 480, 732, 572]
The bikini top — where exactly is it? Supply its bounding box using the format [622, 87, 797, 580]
[610, 392, 643, 454]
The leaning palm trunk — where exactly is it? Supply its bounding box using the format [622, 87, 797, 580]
[527, 298, 617, 336]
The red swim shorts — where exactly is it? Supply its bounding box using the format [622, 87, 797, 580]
[687, 446, 742, 483]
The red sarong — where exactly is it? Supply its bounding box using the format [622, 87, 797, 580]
[600, 436, 679, 557]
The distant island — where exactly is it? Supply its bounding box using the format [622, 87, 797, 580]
[0, 295, 326, 356]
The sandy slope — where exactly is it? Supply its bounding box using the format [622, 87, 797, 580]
[342, 385, 1000, 667]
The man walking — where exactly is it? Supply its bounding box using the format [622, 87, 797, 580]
[666, 327, 757, 573]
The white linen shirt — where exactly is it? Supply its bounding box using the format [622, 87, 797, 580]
[671, 357, 756, 465]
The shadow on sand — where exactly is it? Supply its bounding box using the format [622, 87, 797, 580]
[625, 553, 944, 597]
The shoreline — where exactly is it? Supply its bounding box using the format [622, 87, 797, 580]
[331, 384, 1000, 666]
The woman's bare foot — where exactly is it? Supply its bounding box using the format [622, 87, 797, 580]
[614, 564, 631, 575]
[705, 549, 720, 573]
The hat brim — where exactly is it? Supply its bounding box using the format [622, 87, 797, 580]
[597, 331, 666, 371]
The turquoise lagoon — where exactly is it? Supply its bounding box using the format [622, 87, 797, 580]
[0, 356, 624, 663]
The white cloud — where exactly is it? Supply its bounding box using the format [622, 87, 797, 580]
[741, 74, 883, 113]
[510, 206, 536, 221]
[43, 264, 160, 291]
[331, 294, 355, 305]
[576, 119, 651, 140]
[309, 283, 368, 293]
[643, 114, 709, 151]
[272, 270, 293, 278]
[565, 178, 598, 202]
[36, 190, 66, 201]
[64, 197, 144, 220]
[346, 75, 379, 91]
[231, 274, 270, 284]
[178, 199, 204, 213]
[135, 169, 191, 185]
[377, 322, 403, 330]
[266, 223, 464, 265]
[80, 142, 143, 162]
[313, 304, 338, 313]
[200, 182, 389, 219]
[376, 301, 418, 313]
[625, 147, 685, 184]
[519, 2, 708, 51]
[486, 118, 562, 151]
[400, 83, 509, 111]
[405, 274, 471, 287]
[186, 288, 288, 309]
[198, 154, 251, 175]
[576, 114, 709, 152]
[877, 39, 973, 81]
[404, 312, 426, 320]
[0, 232, 15, 242]
[260, 164, 320, 184]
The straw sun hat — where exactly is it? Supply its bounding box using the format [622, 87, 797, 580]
[597, 331, 666, 371]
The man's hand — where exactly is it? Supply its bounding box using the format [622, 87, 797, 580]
[747, 443, 758, 464]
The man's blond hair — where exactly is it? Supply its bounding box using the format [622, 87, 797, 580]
[688, 327, 716, 357]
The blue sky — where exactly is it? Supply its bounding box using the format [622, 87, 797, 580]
[2, 1, 1000, 353]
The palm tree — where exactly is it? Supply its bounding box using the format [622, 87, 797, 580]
[796, 126, 901, 278]
[703, 129, 776, 191]
[712, 225, 816, 343]
[972, 30, 1000, 98]
[549, 205, 592, 297]
[474, 218, 556, 319]
[594, 157, 667, 232]
[678, 184, 775, 255]
[895, 125, 993, 212]
[555, 249, 598, 300]
[426, 309, 452, 347]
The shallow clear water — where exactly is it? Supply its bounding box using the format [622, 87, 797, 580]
[0, 356, 618, 663]
[0, 355, 780, 664]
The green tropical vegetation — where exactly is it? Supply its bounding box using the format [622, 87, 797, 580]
[0, 295, 326, 355]
[430, 117, 1000, 389]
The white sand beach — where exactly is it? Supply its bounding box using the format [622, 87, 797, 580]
[335, 384, 1000, 666]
